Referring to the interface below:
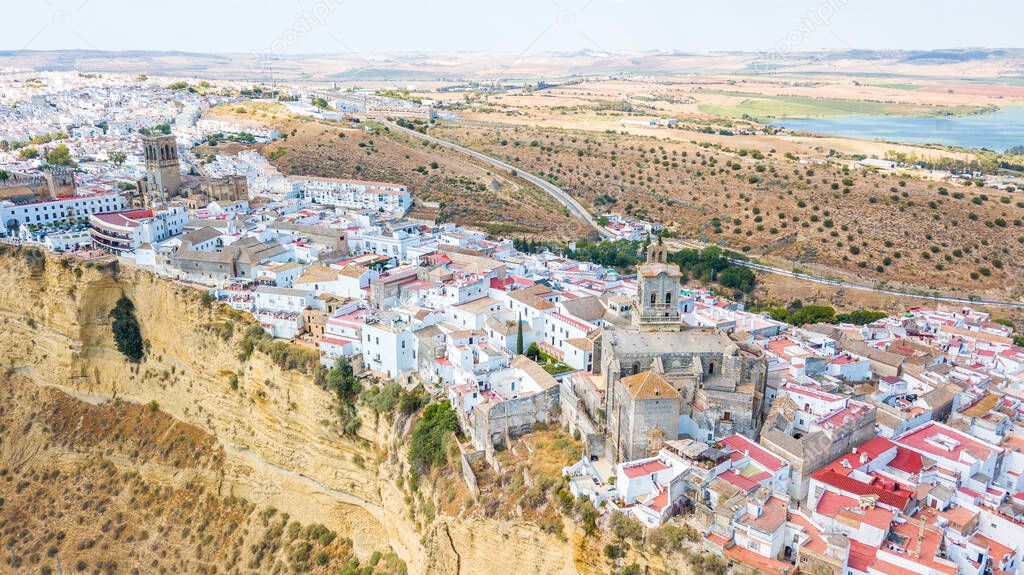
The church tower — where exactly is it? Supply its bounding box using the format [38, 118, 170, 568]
[142, 133, 181, 202]
[632, 235, 682, 329]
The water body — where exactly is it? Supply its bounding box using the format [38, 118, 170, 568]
[770, 106, 1024, 152]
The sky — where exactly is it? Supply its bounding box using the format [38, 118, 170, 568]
[5, 0, 1023, 56]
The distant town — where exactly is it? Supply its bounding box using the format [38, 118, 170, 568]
[3, 70, 1024, 575]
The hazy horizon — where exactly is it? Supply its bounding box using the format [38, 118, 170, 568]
[6, 0, 1024, 58]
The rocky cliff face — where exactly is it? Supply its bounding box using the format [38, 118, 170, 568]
[0, 250, 582, 574]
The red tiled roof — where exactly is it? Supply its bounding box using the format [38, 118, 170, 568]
[815, 490, 858, 516]
[719, 470, 760, 493]
[888, 447, 925, 474]
[811, 469, 910, 510]
[848, 540, 878, 572]
[720, 433, 786, 472]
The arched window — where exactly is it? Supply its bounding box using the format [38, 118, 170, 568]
[650, 292, 657, 305]
[708, 362, 716, 376]
[665, 291, 672, 304]
[631, 362, 640, 375]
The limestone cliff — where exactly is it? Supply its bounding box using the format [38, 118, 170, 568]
[0, 249, 583, 574]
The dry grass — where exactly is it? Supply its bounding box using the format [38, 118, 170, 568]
[0, 376, 403, 575]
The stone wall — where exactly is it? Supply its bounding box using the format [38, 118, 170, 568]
[458, 445, 482, 500]
[473, 384, 559, 448]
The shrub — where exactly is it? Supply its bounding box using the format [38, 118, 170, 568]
[787, 305, 836, 326]
[835, 310, 887, 325]
[610, 512, 644, 542]
[604, 543, 624, 560]
[408, 401, 460, 472]
[648, 524, 700, 553]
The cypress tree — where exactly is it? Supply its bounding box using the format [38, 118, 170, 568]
[516, 312, 524, 355]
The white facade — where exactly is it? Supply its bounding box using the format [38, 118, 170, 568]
[295, 176, 412, 215]
[253, 286, 314, 313]
[0, 192, 127, 232]
[362, 319, 417, 378]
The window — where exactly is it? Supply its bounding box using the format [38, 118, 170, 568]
[650, 292, 656, 305]
[631, 362, 640, 375]
[708, 362, 715, 375]
[665, 291, 672, 304]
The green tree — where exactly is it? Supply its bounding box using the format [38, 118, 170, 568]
[718, 266, 756, 293]
[108, 151, 127, 166]
[326, 357, 360, 402]
[18, 147, 39, 159]
[526, 342, 541, 361]
[110, 296, 144, 362]
[46, 144, 71, 165]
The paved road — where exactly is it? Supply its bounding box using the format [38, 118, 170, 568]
[382, 120, 614, 240]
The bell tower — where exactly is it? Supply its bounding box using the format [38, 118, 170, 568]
[633, 235, 682, 329]
[142, 133, 181, 202]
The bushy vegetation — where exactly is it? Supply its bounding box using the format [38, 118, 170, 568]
[45, 144, 72, 165]
[110, 296, 144, 362]
[360, 381, 429, 420]
[610, 512, 644, 543]
[763, 301, 836, 326]
[834, 309, 887, 325]
[646, 523, 700, 553]
[568, 240, 646, 269]
[670, 246, 756, 294]
[512, 238, 645, 269]
[685, 550, 732, 575]
[322, 357, 362, 436]
[408, 401, 460, 473]
[237, 325, 319, 373]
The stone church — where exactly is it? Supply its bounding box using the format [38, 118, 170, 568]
[595, 239, 768, 461]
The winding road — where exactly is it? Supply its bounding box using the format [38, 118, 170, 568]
[384, 121, 1023, 309]
[663, 238, 1024, 308]
[382, 120, 615, 240]
[732, 259, 1024, 308]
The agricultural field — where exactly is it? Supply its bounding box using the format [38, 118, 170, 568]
[427, 120, 1024, 298]
[694, 90, 991, 121]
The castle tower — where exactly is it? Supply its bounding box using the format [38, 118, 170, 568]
[633, 235, 682, 328]
[42, 165, 76, 198]
[142, 133, 181, 201]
